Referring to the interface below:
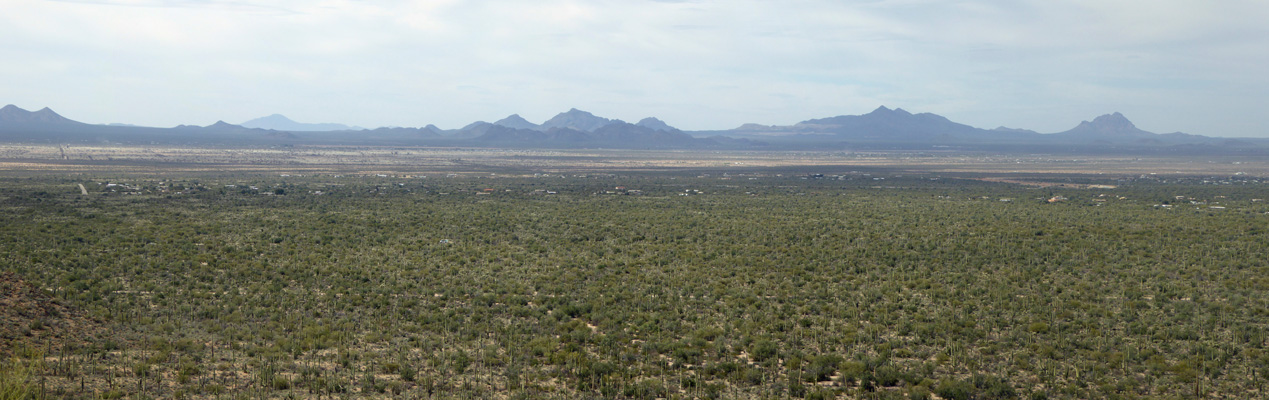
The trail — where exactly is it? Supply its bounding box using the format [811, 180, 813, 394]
[77, 183, 87, 195]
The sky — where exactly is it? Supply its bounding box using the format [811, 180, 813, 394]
[2, 0, 1267, 137]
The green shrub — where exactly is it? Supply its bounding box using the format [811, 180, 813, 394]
[751, 340, 778, 362]
[0, 359, 33, 400]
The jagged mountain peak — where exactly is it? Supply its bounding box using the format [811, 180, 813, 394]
[868, 105, 912, 116]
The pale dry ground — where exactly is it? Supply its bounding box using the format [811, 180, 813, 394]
[1, 144, 1267, 177]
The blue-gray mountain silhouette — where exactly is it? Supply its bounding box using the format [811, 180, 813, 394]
[1, 103, 1262, 152]
[636, 117, 676, 132]
[492, 114, 539, 130]
[241, 114, 359, 131]
[0, 104, 83, 127]
[540, 108, 619, 132]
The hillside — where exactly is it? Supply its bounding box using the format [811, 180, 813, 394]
[0, 272, 102, 357]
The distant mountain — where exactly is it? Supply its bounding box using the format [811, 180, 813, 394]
[471, 125, 578, 143]
[708, 107, 1258, 151]
[796, 106, 985, 141]
[240, 114, 359, 131]
[1060, 112, 1141, 137]
[991, 126, 1038, 135]
[465, 120, 724, 149]
[1, 105, 102, 142]
[2, 102, 1265, 153]
[174, 120, 298, 140]
[450, 113, 751, 149]
[173, 121, 244, 130]
[367, 126, 442, 138]
[208, 121, 241, 130]
[1051, 112, 1212, 146]
[422, 124, 446, 135]
[540, 109, 619, 132]
[590, 121, 694, 144]
[636, 117, 677, 132]
[720, 106, 984, 140]
[729, 123, 784, 133]
[452, 121, 495, 139]
[0, 104, 84, 127]
[1, 106, 296, 144]
[493, 114, 540, 130]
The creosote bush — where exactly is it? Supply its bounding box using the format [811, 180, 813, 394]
[1, 173, 1268, 399]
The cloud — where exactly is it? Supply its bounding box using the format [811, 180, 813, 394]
[1, 0, 1267, 136]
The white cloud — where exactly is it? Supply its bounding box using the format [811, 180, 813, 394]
[1, 0, 1266, 136]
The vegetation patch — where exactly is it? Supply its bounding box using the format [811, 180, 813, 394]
[0, 272, 103, 358]
[1, 169, 1267, 399]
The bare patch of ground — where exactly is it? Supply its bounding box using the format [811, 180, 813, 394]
[972, 178, 1118, 189]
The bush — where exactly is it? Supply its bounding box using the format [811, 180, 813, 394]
[752, 340, 779, 362]
[936, 375, 1017, 400]
[970, 374, 1017, 399]
[875, 365, 904, 387]
[399, 366, 416, 382]
[0, 359, 33, 400]
[936, 379, 975, 400]
[624, 379, 667, 399]
[1028, 322, 1050, 334]
[909, 384, 932, 400]
[805, 354, 843, 382]
[839, 361, 867, 385]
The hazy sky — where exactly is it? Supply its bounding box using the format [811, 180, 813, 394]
[3, 0, 1267, 136]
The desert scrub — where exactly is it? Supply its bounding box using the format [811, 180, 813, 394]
[0, 359, 33, 400]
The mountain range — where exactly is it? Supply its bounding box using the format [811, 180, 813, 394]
[1, 103, 1264, 153]
[240, 114, 361, 131]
